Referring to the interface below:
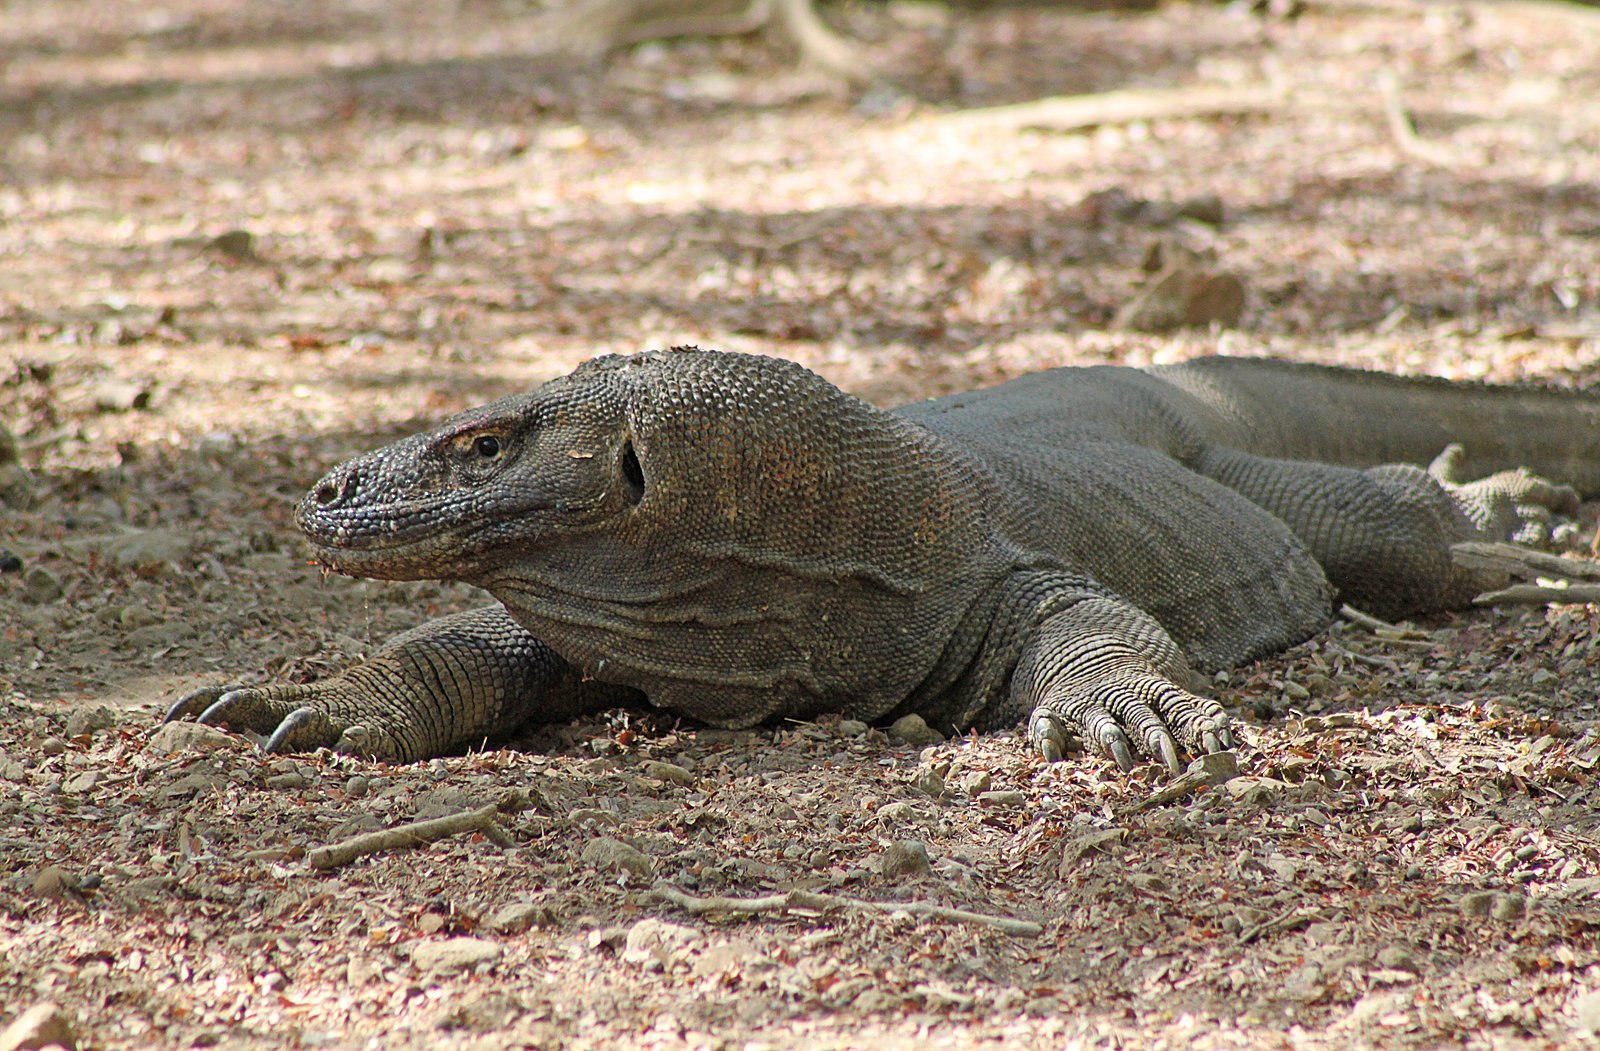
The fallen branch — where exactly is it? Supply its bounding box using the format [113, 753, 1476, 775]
[771, 0, 865, 80]
[1118, 752, 1236, 816]
[930, 84, 1295, 136]
[1452, 541, 1600, 581]
[307, 790, 532, 871]
[650, 880, 1042, 937]
[1453, 541, 1600, 606]
[1474, 582, 1600, 606]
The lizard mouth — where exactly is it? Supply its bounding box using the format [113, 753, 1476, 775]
[296, 489, 514, 581]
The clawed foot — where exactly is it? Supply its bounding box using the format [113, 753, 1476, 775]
[1430, 444, 1581, 546]
[165, 683, 391, 758]
[1028, 679, 1234, 774]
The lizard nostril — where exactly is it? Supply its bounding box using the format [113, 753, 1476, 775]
[314, 470, 358, 508]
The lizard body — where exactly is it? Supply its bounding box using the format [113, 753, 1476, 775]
[168, 351, 1596, 770]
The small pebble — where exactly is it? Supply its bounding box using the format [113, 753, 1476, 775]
[64, 705, 117, 739]
[889, 714, 944, 747]
[23, 566, 63, 604]
[1376, 945, 1420, 972]
[410, 937, 502, 975]
[1490, 892, 1527, 922]
[879, 840, 933, 879]
[209, 228, 257, 260]
[485, 901, 553, 934]
[876, 801, 919, 827]
[32, 866, 80, 899]
[580, 837, 653, 881]
[641, 761, 694, 785]
[911, 767, 945, 799]
[0, 1001, 77, 1051]
[961, 770, 993, 795]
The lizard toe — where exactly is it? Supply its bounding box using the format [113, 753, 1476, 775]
[195, 685, 319, 737]
[1099, 684, 1184, 774]
[1027, 708, 1075, 763]
[1064, 703, 1139, 770]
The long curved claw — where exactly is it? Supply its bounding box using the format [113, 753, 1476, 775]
[1153, 732, 1181, 776]
[167, 682, 357, 754]
[263, 707, 345, 754]
[1106, 732, 1136, 772]
[165, 684, 242, 723]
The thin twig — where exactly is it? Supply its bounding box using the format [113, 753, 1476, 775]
[306, 790, 532, 871]
[1238, 905, 1327, 945]
[1379, 72, 1459, 166]
[650, 880, 1043, 937]
[1339, 604, 1431, 641]
[1325, 642, 1400, 673]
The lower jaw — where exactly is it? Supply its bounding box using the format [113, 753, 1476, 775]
[306, 546, 443, 582]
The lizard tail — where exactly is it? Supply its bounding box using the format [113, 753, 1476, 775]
[1155, 356, 1600, 497]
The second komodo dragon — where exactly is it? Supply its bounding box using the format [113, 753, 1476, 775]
[168, 350, 1600, 771]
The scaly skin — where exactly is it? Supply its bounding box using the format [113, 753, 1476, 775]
[167, 350, 1597, 769]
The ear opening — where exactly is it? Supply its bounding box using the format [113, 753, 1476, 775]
[620, 438, 645, 505]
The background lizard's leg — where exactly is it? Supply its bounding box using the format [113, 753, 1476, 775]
[1192, 446, 1580, 617]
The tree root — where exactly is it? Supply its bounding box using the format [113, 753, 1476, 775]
[649, 880, 1043, 937]
[542, 0, 872, 81]
[307, 790, 533, 871]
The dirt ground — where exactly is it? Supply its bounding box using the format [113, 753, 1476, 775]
[4, 0, 1600, 1047]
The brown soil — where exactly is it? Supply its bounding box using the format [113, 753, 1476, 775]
[3, 1, 1600, 1048]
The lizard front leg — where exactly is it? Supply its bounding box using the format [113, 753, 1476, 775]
[1012, 596, 1233, 773]
[165, 605, 636, 761]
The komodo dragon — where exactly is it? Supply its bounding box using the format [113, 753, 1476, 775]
[167, 350, 1599, 771]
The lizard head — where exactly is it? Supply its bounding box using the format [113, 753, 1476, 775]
[297, 347, 992, 719]
[296, 360, 648, 582]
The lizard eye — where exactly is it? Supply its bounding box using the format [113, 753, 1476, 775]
[473, 435, 503, 460]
